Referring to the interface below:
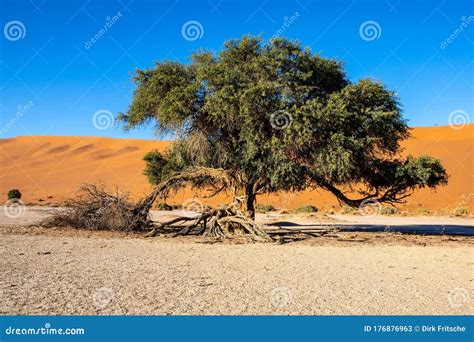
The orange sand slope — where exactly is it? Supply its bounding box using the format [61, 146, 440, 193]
[1, 125, 473, 212]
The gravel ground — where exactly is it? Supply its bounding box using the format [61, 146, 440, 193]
[1, 226, 472, 315]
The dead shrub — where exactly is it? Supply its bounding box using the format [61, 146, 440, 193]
[41, 183, 150, 231]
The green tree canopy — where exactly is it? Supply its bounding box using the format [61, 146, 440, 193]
[120, 35, 447, 218]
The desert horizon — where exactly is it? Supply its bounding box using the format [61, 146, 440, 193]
[2, 124, 473, 214]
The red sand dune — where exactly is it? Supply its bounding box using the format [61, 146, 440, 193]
[1, 125, 473, 213]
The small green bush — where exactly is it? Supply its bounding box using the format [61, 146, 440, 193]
[156, 202, 173, 211]
[296, 204, 318, 214]
[452, 207, 468, 217]
[8, 189, 21, 200]
[380, 206, 398, 215]
[255, 204, 275, 213]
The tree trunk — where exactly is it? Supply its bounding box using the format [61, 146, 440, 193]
[245, 183, 256, 220]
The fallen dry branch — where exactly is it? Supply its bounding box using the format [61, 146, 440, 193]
[41, 183, 151, 232]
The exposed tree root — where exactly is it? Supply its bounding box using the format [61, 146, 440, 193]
[131, 167, 274, 242]
[146, 202, 273, 242]
[41, 172, 346, 243]
[42, 168, 274, 242]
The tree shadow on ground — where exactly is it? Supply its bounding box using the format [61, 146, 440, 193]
[267, 222, 474, 236]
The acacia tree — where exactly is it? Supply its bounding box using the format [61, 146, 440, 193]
[119, 36, 447, 238]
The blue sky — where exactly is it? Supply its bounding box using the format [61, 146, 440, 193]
[1, 0, 473, 139]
